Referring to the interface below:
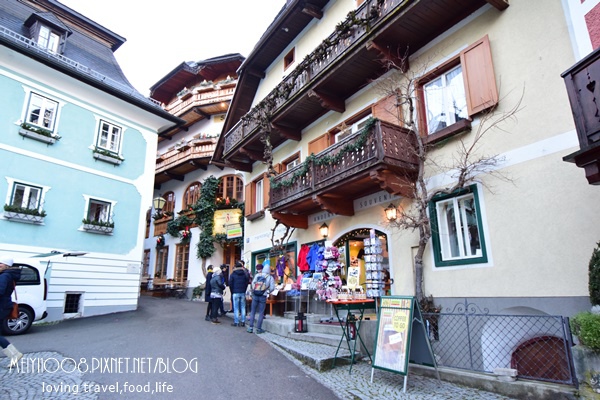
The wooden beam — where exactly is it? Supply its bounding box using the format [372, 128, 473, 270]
[369, 170, 414, 198]
[189, 160, 207, 170]
[308, 89, 345, 113]
[271, 123, 301, 141]
[312, 194, 354, 216]
[225, 160, 252, 172]
[163, 171, 184, 181]
[271, 211, 308, 229]
[302, 4, 323, 19]
[239, 147, 265, 162]
[485, 0, 509, 10]
[366, 40, 409, 72]
[193, 107, 210, 119]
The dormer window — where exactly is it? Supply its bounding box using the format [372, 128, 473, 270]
[24, 12, 71, 55]
[37, 25, 60, 53]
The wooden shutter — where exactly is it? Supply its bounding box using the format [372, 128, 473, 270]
[262, 173, 270, 209]
[244, 184, 253, 216]
[461, 35, 499, 116]
[308, 133, 330, 155]
[372, 93, 403, 126]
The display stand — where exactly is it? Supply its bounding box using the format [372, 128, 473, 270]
[327, 299, 376, 373]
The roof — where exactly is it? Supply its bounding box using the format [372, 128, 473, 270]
[0, 0, 182, 128]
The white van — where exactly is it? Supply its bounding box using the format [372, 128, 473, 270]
[2, 258, 49, 335]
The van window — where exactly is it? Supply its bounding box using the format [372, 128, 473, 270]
[14, 264, 41, 285]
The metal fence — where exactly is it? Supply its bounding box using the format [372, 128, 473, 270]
[422, 300, 575, 386]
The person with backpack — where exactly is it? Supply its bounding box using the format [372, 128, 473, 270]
[246, 263, 275, 334]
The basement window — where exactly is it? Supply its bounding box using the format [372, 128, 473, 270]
[64, 293, 83, 315]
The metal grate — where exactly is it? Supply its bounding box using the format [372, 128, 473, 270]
[423, 300, 575, 385]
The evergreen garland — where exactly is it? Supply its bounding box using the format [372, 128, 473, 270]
[270, 117, 377, 189]
[589, 242, 600, 306]
[193, 176, 220, 259]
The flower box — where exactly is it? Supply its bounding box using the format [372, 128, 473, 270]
[93, 152, 123, 165]
[4, 211, 44, 224]
[82, 224, 114, 234]
[19, 128, 57, 145]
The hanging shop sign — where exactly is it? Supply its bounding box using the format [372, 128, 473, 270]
[213, 209, 242, 235]
[371, 296, 439, 393]
[226, 223, 242, 239]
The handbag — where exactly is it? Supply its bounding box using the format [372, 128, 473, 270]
[8, 281, 19, 319]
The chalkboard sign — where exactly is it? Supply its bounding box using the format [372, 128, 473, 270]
[371, 296, 438, 390]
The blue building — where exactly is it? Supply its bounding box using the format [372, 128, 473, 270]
[0, 0, 181, 322]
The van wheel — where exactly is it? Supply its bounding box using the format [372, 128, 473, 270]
[2, 306, 33, 335]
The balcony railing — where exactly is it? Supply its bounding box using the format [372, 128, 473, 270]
[223, 0, 408, 156]
[164, 88, 235, 116]
[156, 137, 217, 173]
[269, 119, 418, 211]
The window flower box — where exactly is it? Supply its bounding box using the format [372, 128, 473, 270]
[93, 149, 123, 165]
[19, 127, 60, 145]
[3, 211, 45, 224]
[82, 224, 114, 234]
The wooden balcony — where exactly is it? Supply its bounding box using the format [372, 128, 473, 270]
[154, 137, 217, 189]
[562, 46, 600, 185]
[153, 218, 172, 236]
[165, 87, 235, 119]
[269, 119, 418, 228]
[221, 0, 506, 170]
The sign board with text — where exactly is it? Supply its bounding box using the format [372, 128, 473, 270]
[213, 209, 242, 235]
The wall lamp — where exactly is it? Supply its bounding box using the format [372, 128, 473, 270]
[152, 196, 166, 217]
[384, 203, 398, 222]
[319, 223, 329, 239]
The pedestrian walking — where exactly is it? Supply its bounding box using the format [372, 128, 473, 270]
[247, 264, 275, 334]
[204, 265, 213, 321]
[228, 261, 250, 327]
[0, 257, 23, 367]
[209, 267, 226, 324]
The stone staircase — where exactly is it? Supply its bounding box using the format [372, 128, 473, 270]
[258, 311, 365, 371]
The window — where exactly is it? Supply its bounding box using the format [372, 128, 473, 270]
[143, 250, 150, 277]
[282, 153, 301, 171]
[155, 247, 168, 279]
[429, 185, 487, 267]
[216, 175, 244, 202]
[334, 114, 371, 143]
[417, 36, 498, 139]
[423, 65, 467, 134]
[96, 120, 122, 153]
[10, 182, 43, 211]
[64, 293, 83, 314]
[244, 174, 270, 220]
[284, 48, 295, 71]
[183, 182, 201, 210]
[163, 192, 175, 214]
[26, 93, 58, 131]
[86, 199, 112, 224]
[255, 179, 264, 212]
[37, 25, 60, 53]
[174, 244, 190, 283]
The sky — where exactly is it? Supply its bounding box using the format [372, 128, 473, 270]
[59, 0, 286, 96]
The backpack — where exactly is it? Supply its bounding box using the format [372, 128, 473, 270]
[252, 274, 268, 296]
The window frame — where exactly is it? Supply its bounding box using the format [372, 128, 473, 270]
[155, 247, 169, 279]
[284, 48, 295, 71]
[429, 184, 488, 267]
[282, 152, 301, 171]
[95, 119, 123, 155]
[244, 174, 269, 220]
[416, 35, 498, 143]
[217, 175, 244, 202]
[37, 25, 60, 53]
[9, 182, 44, 211]
[82, 195, 115, 225]
[174, 243, 190, 283]
[25, 92, 59, 132]
[183, 182, 201, 210]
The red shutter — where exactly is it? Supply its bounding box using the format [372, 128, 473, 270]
[461, 35, 499, 116]
[262, 173, 270, 209]
[308, 133, 330, 155]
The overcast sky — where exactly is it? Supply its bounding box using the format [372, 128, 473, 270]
[59, 0, 285, 96]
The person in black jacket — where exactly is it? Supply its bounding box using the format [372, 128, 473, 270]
[0, 257, 22, 367]
[228, 262, 250, 327]
[204, 265, 213, 321]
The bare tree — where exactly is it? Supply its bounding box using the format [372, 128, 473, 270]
[375, 55, 523, 303]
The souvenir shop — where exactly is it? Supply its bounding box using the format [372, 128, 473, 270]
[250, 228, 391, 316]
